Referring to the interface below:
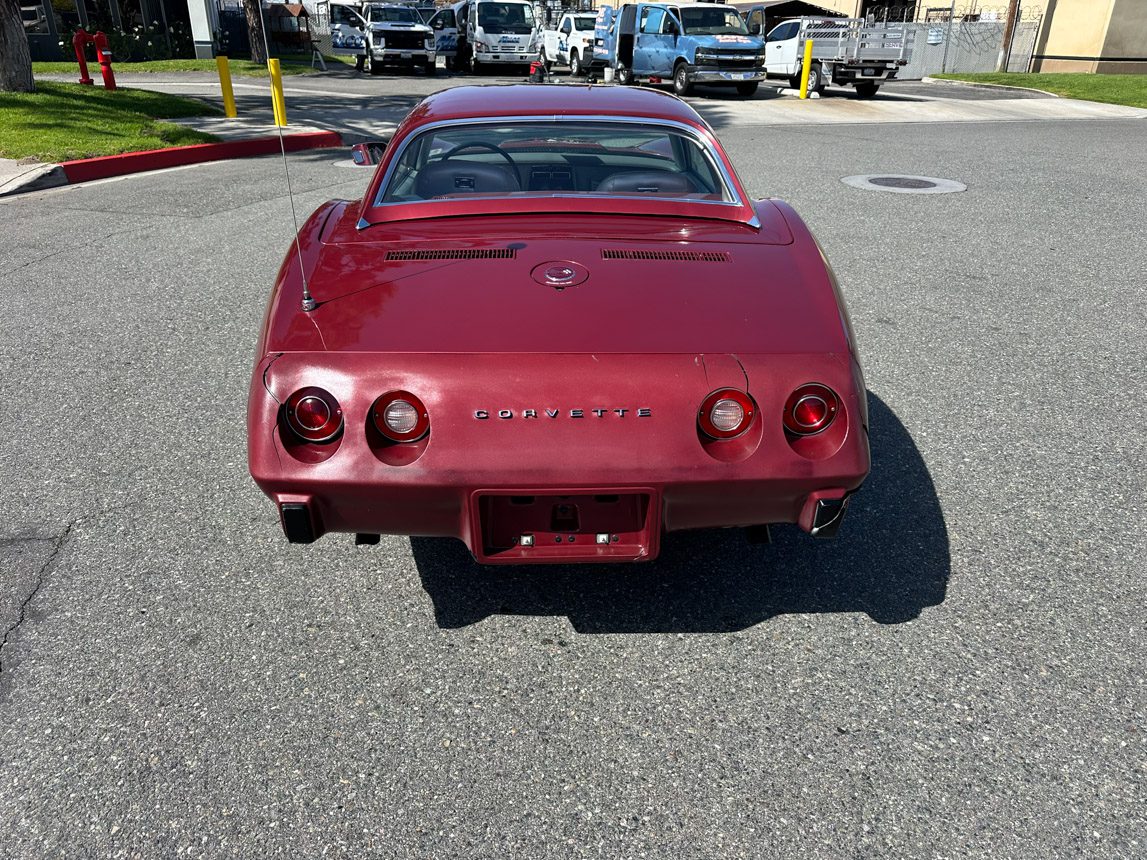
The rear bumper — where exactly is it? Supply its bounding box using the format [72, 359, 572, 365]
[249, 351, 869, 564]
[831, 64, 898, 83]
[261, 474, 863, 564]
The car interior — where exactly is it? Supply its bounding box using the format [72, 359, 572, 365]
[379, 122, 734, 203]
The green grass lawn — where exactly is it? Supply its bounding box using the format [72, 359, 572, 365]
[0, 81, 220, 162]
[934, 73, 1147, 109]
[32, 55, 354, 78]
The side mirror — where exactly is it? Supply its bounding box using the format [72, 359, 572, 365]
[350, 140, 388, 166]
[433, 19, 444, 30]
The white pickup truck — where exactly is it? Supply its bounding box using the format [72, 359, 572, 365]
[329, 1, 437, 75]
[540, 11, 599, 77]
[741, 10, 912, 98]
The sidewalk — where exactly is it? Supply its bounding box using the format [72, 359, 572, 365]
[0, 159, 67, 196]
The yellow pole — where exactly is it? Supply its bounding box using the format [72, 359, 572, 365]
[798, 39, 814, 100]
[215, 55, 237, 118]
[268, 58, 288, 127]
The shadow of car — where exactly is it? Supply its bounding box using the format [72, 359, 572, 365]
[412, 392, 949, 632]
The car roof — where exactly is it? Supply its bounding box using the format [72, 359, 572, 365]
[406, 84, 711, 132]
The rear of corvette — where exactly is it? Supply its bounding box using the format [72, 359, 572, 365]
[247, 203, 870, 564]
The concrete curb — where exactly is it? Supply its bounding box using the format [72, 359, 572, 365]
[921, 76, 1062, 98]
[59, 130, 344, 184]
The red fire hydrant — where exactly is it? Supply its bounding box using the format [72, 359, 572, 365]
[93, 31, 117, 91]
[72, 29, 116, 90]
[72, 28, 94, 85]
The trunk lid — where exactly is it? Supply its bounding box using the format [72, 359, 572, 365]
[303, 211, 846, 355]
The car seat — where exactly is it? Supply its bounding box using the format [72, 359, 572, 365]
[595, 170, 698, 194]
[415, 160, 522, 197]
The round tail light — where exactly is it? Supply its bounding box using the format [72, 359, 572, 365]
[783, 383, 839, 435]
[699, 388, 755, 439]
[372, 391, 429, 442]
[285, 387, 343, 442]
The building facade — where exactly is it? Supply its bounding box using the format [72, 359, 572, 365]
[1033, 0, 1147, 73]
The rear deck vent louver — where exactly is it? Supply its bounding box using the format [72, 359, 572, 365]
[601, 249, 731, 262]
[385, 248, 516, 261]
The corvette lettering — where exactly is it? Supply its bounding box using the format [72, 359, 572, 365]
[475, 408, 652, 419]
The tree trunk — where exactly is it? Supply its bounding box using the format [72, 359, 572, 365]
[243, 0, 268, 65]
[0, 0, 35, 92]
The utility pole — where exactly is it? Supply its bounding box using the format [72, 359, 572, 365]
[940, 0, 956, 74]
[996, 0, 1021, 72]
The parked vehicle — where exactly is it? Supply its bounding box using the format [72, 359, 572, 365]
[247, 85, 870, 563]
[741, 10, 912, 97]
[329, 1, 371, 62]
[330, 1, 437, 75]
[540, 11, 599, 76]
[429, 0, 540, 73]
[426, 3, 461, 67]
[595, 3, 767, 97]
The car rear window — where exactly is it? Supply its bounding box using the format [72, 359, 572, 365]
[378, 121, 735, 205]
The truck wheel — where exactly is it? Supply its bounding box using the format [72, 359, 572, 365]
[736, 81, 759, 97]
[569, 50, 583, 77]
[807, 62, 825, 94]
[673, 62, 693, 97]
[616, 63, 633, 85]
[854, 82, 879, 99]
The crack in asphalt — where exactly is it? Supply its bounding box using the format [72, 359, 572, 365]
[0, 522, 75, 676]
[0, 228, 142, 280]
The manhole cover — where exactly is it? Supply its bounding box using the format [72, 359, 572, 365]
[870, 176, 937, 189]
[841, 174, 967, 195]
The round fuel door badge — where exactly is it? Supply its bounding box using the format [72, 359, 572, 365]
[532, 261, 589, 291]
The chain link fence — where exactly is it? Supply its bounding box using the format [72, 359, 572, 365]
[897, 19, 1042, 79]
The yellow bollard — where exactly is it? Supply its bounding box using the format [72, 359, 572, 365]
[216, 55, 237, 118]
[268, 58, 288, 127]
[798, 39, 814, 100]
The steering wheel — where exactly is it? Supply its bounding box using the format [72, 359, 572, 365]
[440, 141, 517, 169]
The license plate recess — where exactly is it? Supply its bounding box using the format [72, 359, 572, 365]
[474, 490, 659, 563]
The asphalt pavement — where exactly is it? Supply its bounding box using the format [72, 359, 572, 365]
[0, 91, 1144, 858]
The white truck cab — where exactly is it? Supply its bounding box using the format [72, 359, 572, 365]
[540, 12, 599, 77]
[329, 1, 437, 76]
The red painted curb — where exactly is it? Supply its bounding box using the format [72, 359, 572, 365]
[60, 131, 344, 184]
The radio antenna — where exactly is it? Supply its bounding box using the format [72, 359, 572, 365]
[256, 4, 315, 313]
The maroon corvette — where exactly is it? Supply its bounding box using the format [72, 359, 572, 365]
[247, 84, 869, 564]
